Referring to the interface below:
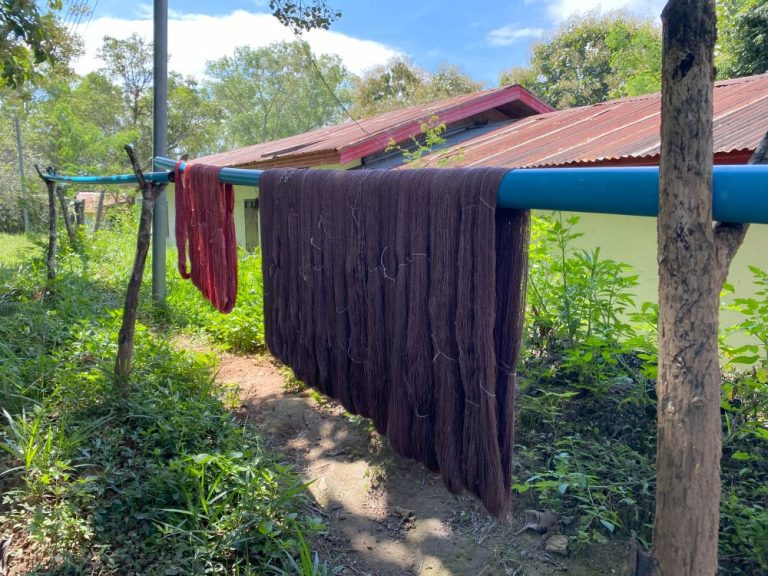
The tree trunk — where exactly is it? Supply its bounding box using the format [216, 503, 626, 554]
[654, 1, 720, 574]
[114, 145, 164, 396]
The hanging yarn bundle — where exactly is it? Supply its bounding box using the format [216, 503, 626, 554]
[174, 162, 238, 313]
[259, 168, 529, 518]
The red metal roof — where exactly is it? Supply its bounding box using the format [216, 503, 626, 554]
[194, 85, 553, 169]
[414, 73, 768, 169]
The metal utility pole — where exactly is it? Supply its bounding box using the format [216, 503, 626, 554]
[151, 0, 168, 301]
[15, 117, 29, 233]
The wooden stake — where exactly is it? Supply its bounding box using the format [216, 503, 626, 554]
[94, 190, 106, 232]
[74, 199, 85, 228]
[114, 145, 165, 395]
[34, 165, 57, 281]
[56, 185, 77, 248]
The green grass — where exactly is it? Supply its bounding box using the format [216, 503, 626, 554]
[0, 218, 335, 575]
[0, 233, 39, 265]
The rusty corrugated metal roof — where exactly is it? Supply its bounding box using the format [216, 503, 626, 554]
[194, 85, 553, 169]
[414, 73, 768, 169]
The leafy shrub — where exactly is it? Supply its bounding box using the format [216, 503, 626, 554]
[0, 186, 48, 234]
[718, 267, 768, 574]
[524, 214, 649, 394]
[519, 216, 768, 573]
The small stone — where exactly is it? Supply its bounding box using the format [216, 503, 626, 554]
[545, 534, 569, 556]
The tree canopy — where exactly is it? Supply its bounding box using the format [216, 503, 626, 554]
[500, 11, 662, 109]
[717, 0, 768, 78]
[205, 41, 352, 148]
[351, 57, 483, 117]
[0, 0, 64, 88]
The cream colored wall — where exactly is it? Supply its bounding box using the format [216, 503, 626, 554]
[554, 211, 768, 325]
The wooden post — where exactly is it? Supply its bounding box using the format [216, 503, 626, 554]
[34, 165, 58, 281]
[114, 145, 165, 396]
[654, 2, 719, 573]
[94, 190, 106, 232]
[74, 199, 85, 228]
[56, 185, 77, 247]
[650, 1, 768, 574]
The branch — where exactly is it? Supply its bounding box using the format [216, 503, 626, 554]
[713, 131, 768, 289]
[33, 163, 47, 182]
[33, 163, 56, 183]
[124, 144, 146, 188]
[114, 145, 164, 395]
[269, 0, 340, 33]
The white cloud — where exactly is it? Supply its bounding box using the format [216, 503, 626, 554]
[74, 9, 401, 79]
[487, 25, 544, 47]
[542, 0, 666, 22]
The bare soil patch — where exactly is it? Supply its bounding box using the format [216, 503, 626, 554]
[218, 352, 628, 576]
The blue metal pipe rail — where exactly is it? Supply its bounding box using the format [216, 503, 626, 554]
[40, 157, 768, 224]
[44, 171, 173, 184]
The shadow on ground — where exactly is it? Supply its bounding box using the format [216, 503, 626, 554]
[223, 353, 628, 576]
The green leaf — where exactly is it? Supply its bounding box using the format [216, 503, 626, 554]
[600, 519, 615, 533]
[727, 355, 760, 365]
[731, 451, 754, 461]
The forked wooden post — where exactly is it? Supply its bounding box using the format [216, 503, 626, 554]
[34, 165, 58, 281]
[114, 144, 165, 395]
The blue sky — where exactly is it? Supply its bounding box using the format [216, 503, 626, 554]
[74, 0, 665, 86]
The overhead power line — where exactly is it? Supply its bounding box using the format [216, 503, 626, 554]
[292, 33, 372, 137]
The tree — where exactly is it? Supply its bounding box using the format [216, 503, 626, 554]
[650, 0, 767, 573]
[0, 0, 63, 88]
[30, 72, 136, 173]
[351, 58, 483, 117]
[352, 57, 426, 116]
[98, 33, 154, 127]
[420, 63, 484, 102]
[716, 0, 768, 78]
[167, 73, 222, 159]
[500, 11, 662, 109]
[205, 41, 352, 148]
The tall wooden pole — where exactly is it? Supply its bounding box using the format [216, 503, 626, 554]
[151, 0, 168, 302]
[654, 1, 719, 572]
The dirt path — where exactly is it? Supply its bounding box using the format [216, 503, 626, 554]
[218, 352, 627, 576]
